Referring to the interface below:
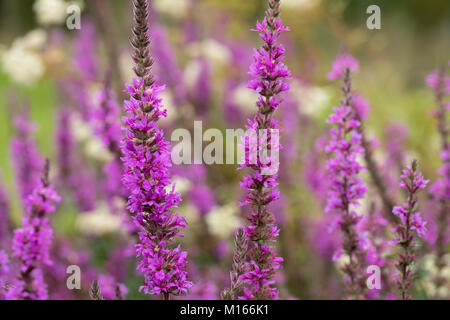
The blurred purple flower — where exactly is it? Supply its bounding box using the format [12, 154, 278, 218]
[327, 53, 359, 81]
[10, 113, 44, 208]
[9, 161, 60, 300]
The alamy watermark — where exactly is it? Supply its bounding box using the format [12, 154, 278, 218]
[66, 4, 81, 30]
[366, 5, 381, 30]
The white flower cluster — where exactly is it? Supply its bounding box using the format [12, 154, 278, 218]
[77, 203, 122, 236]
[33, 0, 85, 26]
[154, 0, 189, 19]
[33, 0, 68, 26]
[206, 203, 242, 239]
[421, 253, 450, 298]
[1, 29, 47, 86]
[71, 114, 114, 164]
[282, 0, 321, 11]
[187, 39, 232, 67]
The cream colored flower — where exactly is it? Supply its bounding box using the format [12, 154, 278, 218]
[187, 39, 232, 67]
[69, 114, 113, 163]
[70, 114, 92, 142]
[154, 0, 189, 19]
[206, 204, 241, 239]
[232, 84, 258, 114]
[33, 0, 68, 26]
[282, 0, 320, 11]
[1, 45, 44, 86]
[159, 91, 177, 125]
[119, 52, 134, 84]
[13, 29, 47, 51]
[170, 176, 192, 194]
[77, 204, 122, 236]
[84, 138, 114, 164]
[290, 80, 331, 116]
[179, 203, 200, 224]
[184, 59, 202, 91]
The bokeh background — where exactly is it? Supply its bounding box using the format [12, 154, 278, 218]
[0, 0, 449, 299]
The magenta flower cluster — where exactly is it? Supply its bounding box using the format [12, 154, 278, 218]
[235, 0, 290, 300]
[391, 161, 429, 299]
[8, 162, 60, 300]
[120, 0, 192, 298]
[121, 79, 192, 296]
[325, 53, 368, 297]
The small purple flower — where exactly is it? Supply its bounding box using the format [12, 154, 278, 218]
[426, 70, 450, 94]
[327, 53, 359, 81]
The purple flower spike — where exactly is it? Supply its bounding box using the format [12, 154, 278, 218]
[10, 113, 44, 208]
[325, 54, 368, 298]
[424, 67, 449, 297]
[0, 172, 10, 243]
[231, 0, 291, 300]
[391, 160, 429, 300]
[121, 0, 192, 299]
[327, 53, 359, 81]
[8, 160, 60, 300]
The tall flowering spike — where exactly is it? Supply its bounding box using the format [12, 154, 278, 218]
[0, 171, 10, 243]
[10, 113, 44, 208]
[325, 55, 368, 298]
[121, 0, 192, 298]
[8, 160, 61, 300]
[222, 229, 248, 300]
[0, 249, 9, 299]
[131, 0, 154, 88]
[234, 0, 290, 300]
[392, 160, 429, 300]
[425, 67, 449, 296]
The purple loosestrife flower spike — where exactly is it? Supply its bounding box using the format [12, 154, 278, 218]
[10, 113, 44, 208]
[234, 0, 290, 300]
[121, 0, 192, 298]
[329, 55, 396, 222]
[0, 250, 9, 298]
[0, 172, 10, 243]
[131, 0, 154, 88]
[425, 67, 449, 295]
[222, 229, 248, 300]
[325, 58, 368, 298]
[392, 160, 429, 300]
[9, 160, 61, 300]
